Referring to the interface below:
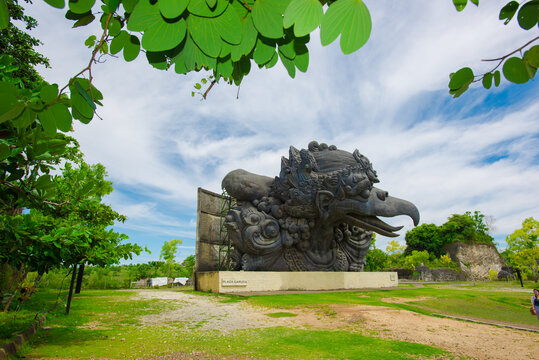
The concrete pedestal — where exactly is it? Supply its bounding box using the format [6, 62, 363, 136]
[195, 271, 398, 293]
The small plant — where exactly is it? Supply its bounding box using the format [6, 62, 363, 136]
[488, 269, 498, 281]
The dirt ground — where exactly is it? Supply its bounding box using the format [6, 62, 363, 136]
[136, 290, 539, 360]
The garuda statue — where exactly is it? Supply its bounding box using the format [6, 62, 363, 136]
[222, 141, 419, 272]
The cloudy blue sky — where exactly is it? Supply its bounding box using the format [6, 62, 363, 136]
[21, 1, 539, 262]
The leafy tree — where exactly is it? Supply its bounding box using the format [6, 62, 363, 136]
[440, 212, 494, 245]
[448, 0, 539, 97]
[160, 239, 183, 277]
[402, 250, 430, 271]
[0, 0, 50, 88]
[385, 239, 405, 256]
[0, 161, 143, 311]
[504, 217, 539, 281]
[160, 239, 183, 264]
[364, 248, 387, 271]
[180, 254, 195, 278]
[404, 223, 446, 257]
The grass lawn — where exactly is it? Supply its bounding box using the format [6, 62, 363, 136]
[247, 282, 538, 327]
[2, 281, 536, 359]
[5, 288, 450, 360]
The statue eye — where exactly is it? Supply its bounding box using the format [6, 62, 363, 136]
[263, 222, 279, 238]
[250, 214, 260, 224]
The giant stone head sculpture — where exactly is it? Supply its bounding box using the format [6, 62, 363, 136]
[222, 141, 420, 271]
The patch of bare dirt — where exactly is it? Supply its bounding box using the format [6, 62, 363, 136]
[327, 304, 538, 360]
[135, 290, 539, 360]
[380, 296, 435, 303]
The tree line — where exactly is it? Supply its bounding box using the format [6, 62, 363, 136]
[366, 211, 538, 282]
[31, 255, 195, 290]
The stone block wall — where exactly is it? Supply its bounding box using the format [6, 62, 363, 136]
[195, 188, 229, 274]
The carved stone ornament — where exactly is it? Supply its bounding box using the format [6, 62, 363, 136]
[222, 141, 420, 271]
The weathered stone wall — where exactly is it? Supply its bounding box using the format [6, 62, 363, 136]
[195, 188, 229, 275]
[444, 241, 504, 280]
[412, 266, 465, 281]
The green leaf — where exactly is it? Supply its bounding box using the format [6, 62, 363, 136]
[127, 0, 160, 31]
[482, 73, 493, 89]
[265, 52, 278, 68]
[75, 78, 103, 102]
[50, 103, 73, 132]
[43, 0, 66, 9]
[122, 0, 139, 13]
[39, 107, 58, 137]
[252, 0, 291, 39]
[253, 37, 276, 65]
[320, 0, 372, 55]
[84, 35, 97, 47]
[470, 0, 478, 5]
[0, 142, 9, 161]
[159, 0, 190, 18]
[220, 41, 232, 57]
[40, 84, 59, 104]
[108, 17, 122, 36]
[110, 30, 129, 54]
[100, 41, 109, 54]
[142, 17, 186, 51]
[146, 50, 169, 69]
[68, 0, 96, 14]
[71, 107, 92, 124]
[283, 0, 323, 37]
[65, 10, 89, 19]
[124, 35, 141, 61]
[503, 57, 530, 83]
[108, 0, 120, 12]
[70, 81, 96, 119]
[217, 56, 233, 78]
[188, 15, 222, 57]
[494, 70, 501, 86]
[188, 0, 229, 18]
[217, 5, 242, 45]
[174, 53, 188, 74]
[73, 13, 95, 27]
[0, 103, 25, 125]
[29, 97, 45, 111]
[452, 0, 467, 12]
[12, 108, 37, 129]
[499, 1, 520, 24]
[448, 67, 474, 90]
[231, 14, 257, 61]
[182, 35, 217, 71]
[278, 50, 295, 77]
[194, 83, 202, 89]
[206, 0, 216, 8]
[294, 42, 308, 72]
[277, 37, 295, 59]
[0, 0, 8, 30]
[523, 45, 539, 68]
[0, 81, 18, 115]
[523, 59, 537, 79]
[517, 0, 539, 30]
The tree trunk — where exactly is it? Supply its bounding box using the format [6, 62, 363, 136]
[75, 264, 85, 294]
[65, 265, 78, 315]
[3, 267, 29, 312]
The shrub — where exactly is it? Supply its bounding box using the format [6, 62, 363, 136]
[488, 269, 498, 281]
